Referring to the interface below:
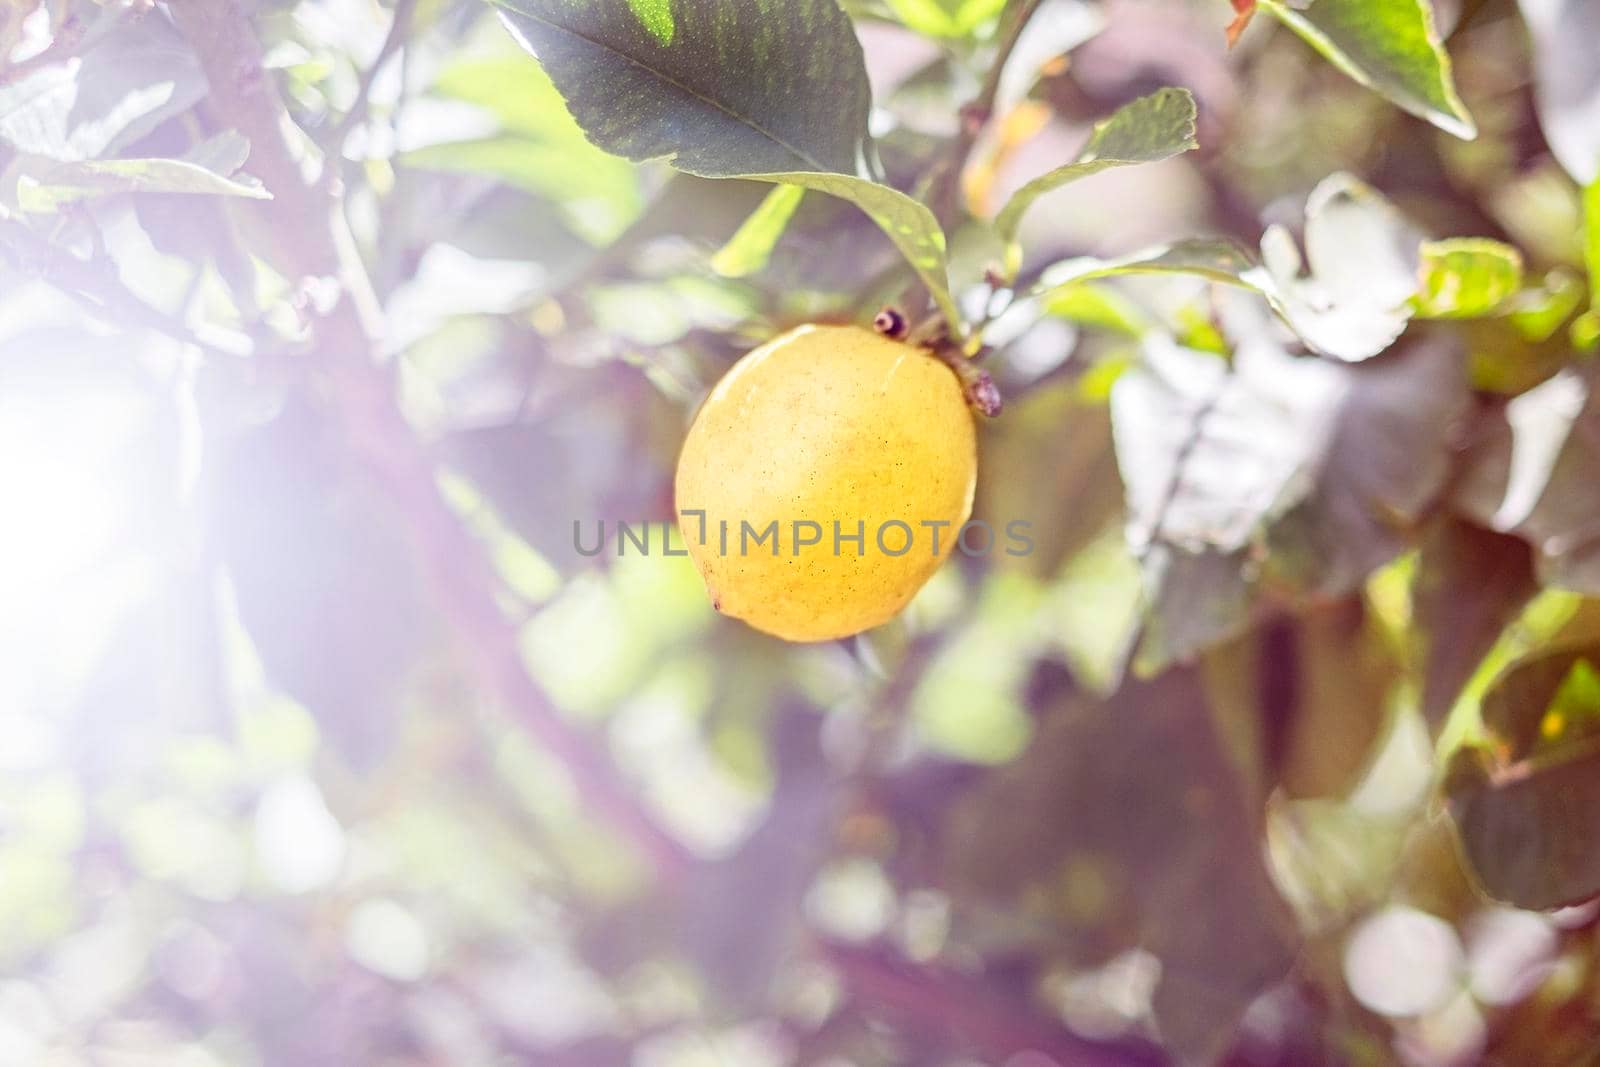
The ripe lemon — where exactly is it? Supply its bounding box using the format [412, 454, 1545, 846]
[674, 323, 977, 642]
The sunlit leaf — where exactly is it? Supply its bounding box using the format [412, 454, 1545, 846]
[16, 155, 271, 213]
[1586, 176, 1600, 308]
[993, 87, 1198, 260]
[884, 0, 1006, 38]
[710, 184, 806, 277]
[1041, 282, 1148, 337]
[1414, 237, 1524, 319]
[1259, 0, 1475, 140]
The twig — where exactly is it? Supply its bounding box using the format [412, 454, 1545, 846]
[818, 938, 1170, 1067]
[921, 0, 1046, 229]
[900, 0, 1046, 326]
[164, 0, 693, 882]
[321, 0, 419, 158]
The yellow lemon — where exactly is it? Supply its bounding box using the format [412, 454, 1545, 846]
[674, 323, 977, 642]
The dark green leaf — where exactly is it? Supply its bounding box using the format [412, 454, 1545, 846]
[493, 0, 960, 327]
[1448, 643, 1600, 908]
[1414, 237, 1524, 319]
[993, 87, 1198, 257]
[492, 0, 871, 176]
[1259, 0, 1475, 140]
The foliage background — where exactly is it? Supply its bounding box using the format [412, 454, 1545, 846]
[2, 0, 1600, 1065]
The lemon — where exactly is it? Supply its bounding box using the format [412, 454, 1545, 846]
[674, 323, 977, 642]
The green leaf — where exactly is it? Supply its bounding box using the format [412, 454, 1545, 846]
[417, 55, 645, 245]
[1042, 282, 1149, 337]
[710, 184, 805, 278]
[993, 88, 1198, 257]
[1414, 237, 1524, 319]
[1507, 269, 1586, 343]
[16, 155, 271, 213]
[1447, 644, 1600, 908]
[492, 0, 960, 330]
[1259, 0, 1476, 140]
[492, 0, 871, 177]
[883, 0, 1006, 38]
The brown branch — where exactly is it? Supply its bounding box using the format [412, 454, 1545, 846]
[164, 0, 692, 881]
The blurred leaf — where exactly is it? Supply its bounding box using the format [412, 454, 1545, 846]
[883, 0, 1006, 37]
[1454, 369, 1600, 594]
[1117, 334, 1467, 667]
[492, 0, 960, 327]
[1412, 519, 1538, 731]
[711, 184, 806, 278]
[213, 402, 433, 768]
[1042, 282, 1148, 337]
[1447, 643, 1600, 908]
[1205, 599, 1399, 801]
[1517, 0, 1600, 184]
[417, 55, 644, 244]
[16, 155, 270, 212]
[0, 11, 205, 161]
[1508, 270, 1586, 343]
[438, 375, 680, 576]
[1414, 237, 1524, 319]
[1259, 0, 1475, 140]
[993, 88, 1198, 263]
[945, 671, 1298, 1063]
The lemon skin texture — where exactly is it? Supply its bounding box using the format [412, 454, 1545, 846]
[674, 324, 977, 642]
